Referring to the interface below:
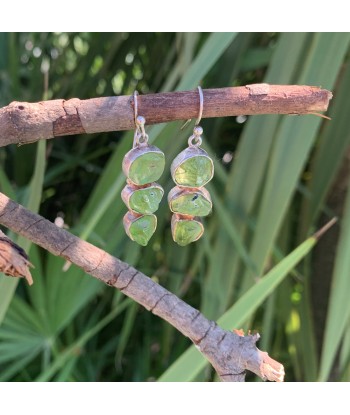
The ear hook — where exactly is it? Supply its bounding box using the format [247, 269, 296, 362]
[133, 90, 147, 147]
[181, 86, 204, 130]
[188, 86, 204, 147]
[195, 86, 203, 126]
[133, 90, 139, 125]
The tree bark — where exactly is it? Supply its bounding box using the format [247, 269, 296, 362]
[0, 84, 332, 147]
[0, 191, 284, 382]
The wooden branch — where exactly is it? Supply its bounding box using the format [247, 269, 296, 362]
[0, 230, 33, 285]
[0, 84, 332, 147]
[0, 191, 284, 382]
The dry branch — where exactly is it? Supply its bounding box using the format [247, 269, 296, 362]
[0, 230, 33, 285]
[0, 84, 332, 147]
[0, 191, 284, 382]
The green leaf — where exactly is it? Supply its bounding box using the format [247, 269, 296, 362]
[176, 33, 237, 91]
[243, 33, 350, 282]
[306, 62, 350, 227]
[319, 184, 350, 381]
[35, 299, 132, 382]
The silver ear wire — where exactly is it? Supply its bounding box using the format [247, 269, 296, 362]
[181, 85, 204, 130]
[195, 86, 203, 126]
[133, 90, 139, 125]
[133, 91, 147, 147]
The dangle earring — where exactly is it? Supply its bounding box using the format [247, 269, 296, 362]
[122, 91, 165, 246]
[169, 86, 214, 246]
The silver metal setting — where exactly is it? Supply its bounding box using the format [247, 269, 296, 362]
[121, 181, 164, 214]
[168, 186, 212, 216]
[171, 214, 204, 245]
[123, 211, 157, 245]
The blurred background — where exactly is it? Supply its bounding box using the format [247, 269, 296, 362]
[0, 32, 350, 382]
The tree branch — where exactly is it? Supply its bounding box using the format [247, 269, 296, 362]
[0, 191, 284, 382]
[0, 229, 33, 285]
[0, 84, 331, 147]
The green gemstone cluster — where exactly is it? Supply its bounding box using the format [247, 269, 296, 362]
[122, 145, 165, 246]
[169, 145, 214, 246]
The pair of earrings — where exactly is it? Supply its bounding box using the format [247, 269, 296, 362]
[122, 87, 214, 247]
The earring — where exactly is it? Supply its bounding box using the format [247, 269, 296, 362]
[122, 91, 165, 246]
[168, 86, 214, 246]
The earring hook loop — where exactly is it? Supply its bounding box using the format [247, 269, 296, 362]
[187, 86, 204, 147]
[134, 90, 139, 126]
[181, 85, 204, 131]
[133, 90, 148, 147]
[195, 86, 203, 126]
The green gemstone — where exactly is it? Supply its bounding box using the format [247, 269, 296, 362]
[170, 192, 212, 216]
[128, 214, 157, 246]
[129, 186, 164, 214]
[174, 155, 213, 187]
[129, 152, 165, 185]
[172, 218, 203, 246]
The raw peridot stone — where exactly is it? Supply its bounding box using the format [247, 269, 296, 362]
[129, 152, 165, 185]
[126, 150, 165, 185]
[129, 186, 164, 214]
[125, 213, 157, 246]
[174, 155, 213, 187]
[171, 147, 214, 188]
[169, 191, 212, 217]
[171, 215, 204, 246]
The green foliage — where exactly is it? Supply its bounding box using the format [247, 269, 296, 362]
[0, 32, 349, 382]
